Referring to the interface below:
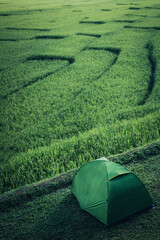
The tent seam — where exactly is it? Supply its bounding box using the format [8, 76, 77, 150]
[105, 161, 109, 226]
[107, 171, 131, 181]
[84, 200, 107, 209]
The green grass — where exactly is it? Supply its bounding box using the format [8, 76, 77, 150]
[0, 0, 160, 194]
[0, 141, 160, 240]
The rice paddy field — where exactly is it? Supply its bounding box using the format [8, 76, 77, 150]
[0, 0, 160, 239]
[0, 0, 160, 195]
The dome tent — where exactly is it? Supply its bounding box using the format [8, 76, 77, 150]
[72, 157, 153, 226]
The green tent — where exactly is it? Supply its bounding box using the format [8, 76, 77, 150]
[72, 157, 153, 226]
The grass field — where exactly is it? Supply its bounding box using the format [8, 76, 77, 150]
[0, 0, 160, 194]
[0, 141, 160, 240]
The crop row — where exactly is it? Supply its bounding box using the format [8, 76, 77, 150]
[0, 109, 159, 193]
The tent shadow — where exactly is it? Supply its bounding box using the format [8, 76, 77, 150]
[36, 193, 107, 240]
[34, 192, 153, 240]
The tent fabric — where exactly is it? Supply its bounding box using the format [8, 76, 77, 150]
[72, 158, 153, 226]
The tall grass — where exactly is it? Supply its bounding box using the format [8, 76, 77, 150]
[0, 0, 160, 193]
[0, 110, 159, 193]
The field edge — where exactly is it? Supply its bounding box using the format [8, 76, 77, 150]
[0, 139, 159, 211]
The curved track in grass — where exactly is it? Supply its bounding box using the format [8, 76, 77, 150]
[139, 42, 157, 105]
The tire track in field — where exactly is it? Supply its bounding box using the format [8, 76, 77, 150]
[113, 20, 136, 23]
[5, 27, 51, 31]
[125, 14, 147, 17]
[139, 42, 156, 105]
[117, 3, 140, 6]
[124, 26, 160, 30]
[0, 39, 30, 41]
[32, 35, 67, 40]
[128, 7, 141, 10]
[76, 33, 102, 38]
[79, 21, 106, 24]
[73, 10, 82, 12]
[101, 9, 112, 11]
[0, 35, 68, 42]
[26, 55, 75, 64]
[0, 8, 57, 17]
[0, 39, 19, 41]
[144, 6, 160, 9]
[0, 13, 15, 16]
